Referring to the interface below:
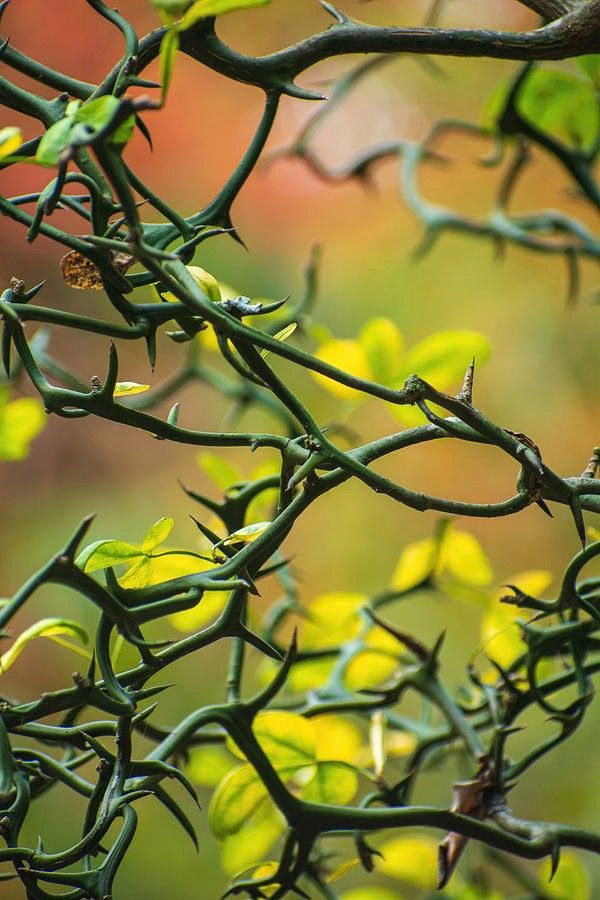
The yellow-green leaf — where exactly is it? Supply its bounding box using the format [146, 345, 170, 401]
[359, 317, 404, 386]
[159, 26, 180, 99]
[141, 516, 174, 552]
[377, 835, 438, 888]
[208, 764, 270, 839]
[260, 322, 297, 359]
[186, 745, 237, 786]
[313, 715, 363, 764]
[113, 382, 150, 397]
[539, 852, 590, 900]
[76, 539, 145, 573]
[0, 395, 46, 461]
[345, 649, 398, 691]
[180, 0, 270, 29]
[397, 330, 490, 389]
[159, 265, 221, 303]
[301, 761, 357, 805]
[119, 551, 210, 589]
[213, 521, 271, 559]
[0, 126, 23, 160]
[220, 805, 284, 877]
[0, 618, 88, 672]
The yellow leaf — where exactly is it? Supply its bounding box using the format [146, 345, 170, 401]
[391, 538, 437, 592]
[0, 126, 23, 159]
[208, 764, 270, 839]
[113, 382, 150, 397]
[312, 339, 371, 399]
[345, 650, 398, 691]
[312, 715, 363, 764]
[397, 329, 490, 388]
[169, 590, 227, 632]
[301, 592, 366, 650]
[377, 835, 438, 888]
[301, 761, 357, 805]
[440, 527, 493, 587]
[341, 890, 401, 900]
[286, 657, 336, 692]
[197, 452, 242, 492]
[227, 711, 316, 768]
[186, 745, 237, 786]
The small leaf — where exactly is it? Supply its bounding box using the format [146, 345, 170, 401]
[180, 0, 271, 29]
[36, 117, 75, 166]
[302, 592, 366, 650]
[0, 618, 88, 672]
[119, 551, 210, 589]
[74, 95, 135, 146]
[345, 650, 398, 691]
[0, 126, 23, 160]
[141, 516, 174, 552]
[391, 537, 437, 592]
[75, 539, 145, 573]
[213, 521, 271, 559]
[313, 715, 363, 764]
[159, 27, 180, 99]
[301, 761, 357, 805]
[260, 322, 297, 359]
[113, 382, 151, 397]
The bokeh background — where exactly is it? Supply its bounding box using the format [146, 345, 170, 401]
[1, 0, 600, 896]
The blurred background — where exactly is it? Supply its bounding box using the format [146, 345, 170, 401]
[1, 0, 599, 896]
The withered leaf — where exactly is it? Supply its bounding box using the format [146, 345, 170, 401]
[60, 250, 134, 290]
[438, 756, 493, 889]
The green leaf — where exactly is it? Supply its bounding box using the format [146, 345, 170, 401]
[113, 382, 151, 397]
[0, 126, 23, 160]
[75, 95, 135, 146]
[180, 0, 271, 29]
[76, 539, 145, 573]
[397, 330, 490, 389]
[141, 516, 174, 552]
[539, 852, 590, 900]
[36, 117, 76, 166]
[359, 317, 404, 386]
[208, 764, 270, 839]
[159, 27, 180, 99]
[227, 711, 316, 768]
[0, 618, 89, 672]
[301, 761, 358, 805]
[577, 55, 600, 87]
[0, 394, 45, 461]
[485, 68, 599, 151]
